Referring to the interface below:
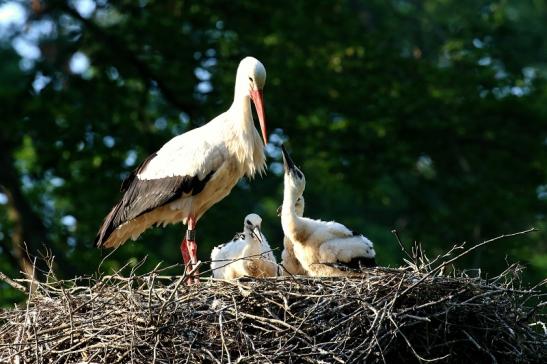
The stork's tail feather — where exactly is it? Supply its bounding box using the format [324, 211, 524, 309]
[95, 203, 122, 248]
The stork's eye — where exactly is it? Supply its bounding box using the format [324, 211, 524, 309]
[248, 77, 253, 82]
[246, 219, 251, 225]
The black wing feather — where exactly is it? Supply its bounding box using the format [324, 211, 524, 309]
[120, 153, 157, 193]
[95, 151, 215, 247]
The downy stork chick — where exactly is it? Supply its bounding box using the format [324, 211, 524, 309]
[95, 57, 269, 283]
[210, 214, 278, 280]
[280, 145, 376, 277]
[278, 196, 307, 276]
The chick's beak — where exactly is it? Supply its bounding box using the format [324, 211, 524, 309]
[252, 226, 263, 243]
[281, 144, 297, 174]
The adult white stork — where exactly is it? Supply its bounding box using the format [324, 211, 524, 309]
[279, 145, 377, 277]
[95, 57, 268, 283]
[210, 213, 278, 279]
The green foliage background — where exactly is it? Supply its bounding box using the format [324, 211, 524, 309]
[0, 0, 546, 305]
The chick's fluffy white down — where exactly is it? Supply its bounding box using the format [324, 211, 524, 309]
[210, 235, 277, 280]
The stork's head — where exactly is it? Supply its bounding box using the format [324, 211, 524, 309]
[235, 57, 268, 145]
[281, 144, 306, 196]
[277, 195, 305, 217]
[243, 213, 263, 243]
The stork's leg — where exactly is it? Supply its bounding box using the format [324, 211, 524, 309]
[183, 216, 199, 285]
[180, 233, 197, 284]
[186, 235, 198, 284]
[180, 238, 191, 267]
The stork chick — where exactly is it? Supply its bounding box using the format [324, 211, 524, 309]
[278, 196, 307, 276]
[280, 145, 376, 277]
[211, 214, 278, 280]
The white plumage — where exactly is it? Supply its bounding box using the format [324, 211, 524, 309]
[279, 196, 307, 276]
[279, 145, 376, 277]
[210, 214, 278, 280]
[95, 57, 269, 278]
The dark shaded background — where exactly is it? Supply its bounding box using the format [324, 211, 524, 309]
[0, 0, 546, 305]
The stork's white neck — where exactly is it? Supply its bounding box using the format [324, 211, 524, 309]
[229, 94, 253, 124]
[223, 63, 266, 178]
[231, 63, 252, 109]
[244, 231, 258, 243]
[282, 187, 297, 216]
[241, 233, 263, 258]
[224, 96, 265, 178]
[281, 184, 303, 239]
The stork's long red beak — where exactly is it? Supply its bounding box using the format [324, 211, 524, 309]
[250, 89, 268, 145]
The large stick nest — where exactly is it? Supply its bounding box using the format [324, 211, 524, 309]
[1, 232, 546, 363]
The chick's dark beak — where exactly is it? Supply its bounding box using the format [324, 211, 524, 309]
[252, 226, 263, 243]
[281, 144, 297, 174]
